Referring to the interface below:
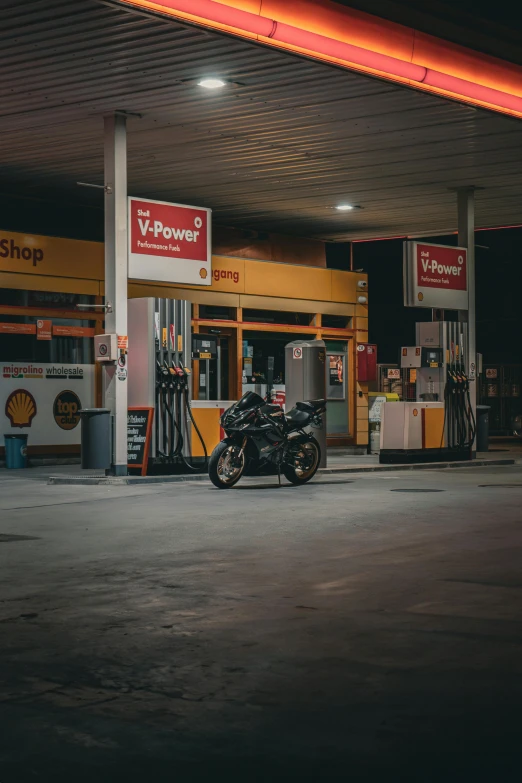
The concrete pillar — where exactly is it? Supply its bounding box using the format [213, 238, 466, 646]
[457, 186, 476, 452]
[103, 113, 128, 476]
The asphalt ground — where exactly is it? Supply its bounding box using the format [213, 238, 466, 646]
[1, 464, 522, 781]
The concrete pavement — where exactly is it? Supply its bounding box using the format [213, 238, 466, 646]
[1, 464, 522, 780]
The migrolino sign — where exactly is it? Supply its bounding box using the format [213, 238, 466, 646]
[404, 241, 468, 310]
[0, 362, 94, 446]
[2, 364, 85, 380]
[128, 197, 211, 286]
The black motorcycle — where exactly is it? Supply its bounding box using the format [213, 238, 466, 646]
[208, 391, 326, 489]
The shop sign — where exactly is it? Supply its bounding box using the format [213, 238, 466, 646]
[0, 230, 103, 280]
[128, 197, 211, 286]
[37, 319, 52, 341]
[0, 322, 36, 335]
[0, 235, 44, 266]
[404, 242, 468, 310]
[0, 362, 94, 445]
[53, 325, 95, 338]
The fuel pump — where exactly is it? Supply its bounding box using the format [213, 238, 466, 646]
[128, 297, 209, 474]
[401, 320, 476, 453]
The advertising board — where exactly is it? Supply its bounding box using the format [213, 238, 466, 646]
[404, 241, 468, 310]
[0, 362, 94, 445]
[128, 197, 211, 286]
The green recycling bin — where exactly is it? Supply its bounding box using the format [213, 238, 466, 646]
[4, 434, 28, 469]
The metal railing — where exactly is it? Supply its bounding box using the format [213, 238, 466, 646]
[375, 364, 416, 401]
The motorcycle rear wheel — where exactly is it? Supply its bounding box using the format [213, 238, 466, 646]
[209, 440, 245, 489]
[283, 437, 320, 485]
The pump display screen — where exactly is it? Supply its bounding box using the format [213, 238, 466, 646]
[422, 348, 443, 368]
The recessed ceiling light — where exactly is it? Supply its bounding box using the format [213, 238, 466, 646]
[336, 204, 354, 211]
[198, 78, 226, 89]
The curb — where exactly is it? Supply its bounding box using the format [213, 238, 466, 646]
[318, 458, 516, 474]
[47, 458, 516, 486]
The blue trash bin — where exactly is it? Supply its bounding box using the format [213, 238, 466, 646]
[4, 434, 28, 469]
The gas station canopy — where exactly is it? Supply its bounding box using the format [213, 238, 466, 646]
[2, 0, 522, 240]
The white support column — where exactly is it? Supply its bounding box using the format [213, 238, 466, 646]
[457, 186, 476, 452]
[104, 113, 128, 475]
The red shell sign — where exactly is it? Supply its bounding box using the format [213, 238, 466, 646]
[128, 197, 211, 286]
[416, 243, 467, 291]
[404, 241, 468, 310]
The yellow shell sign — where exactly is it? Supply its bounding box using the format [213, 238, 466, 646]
[5, 388, 37, 427]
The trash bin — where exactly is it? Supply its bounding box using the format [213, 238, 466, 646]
[79, 408, 111, 469]
[4, 434, 28, 469]
[476, 405, 490, 452]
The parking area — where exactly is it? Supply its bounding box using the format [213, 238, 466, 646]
[1, 464, 522, 780]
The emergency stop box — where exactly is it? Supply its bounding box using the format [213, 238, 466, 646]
[357, 343, 377, 382]
[94, 333, 118, 362]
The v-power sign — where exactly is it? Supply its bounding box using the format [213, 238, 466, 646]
[128, 197, 212, 286]
[404, 241, 468, 310]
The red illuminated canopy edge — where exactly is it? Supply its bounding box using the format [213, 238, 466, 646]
[115, 0, 522, 118]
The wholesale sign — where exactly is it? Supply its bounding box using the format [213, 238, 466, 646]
[404, 241, 468, 310]
[128, 197, 211, 286]
[0, 362, 94, 446]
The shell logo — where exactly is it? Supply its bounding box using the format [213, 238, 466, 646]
[199, 268, 208, 279]
[5, 388, 37, 428]
[413, 408, 419, 417]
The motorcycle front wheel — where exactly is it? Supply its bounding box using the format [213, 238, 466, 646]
[209, 440, 246, 489]
[283, 437, 320, 485]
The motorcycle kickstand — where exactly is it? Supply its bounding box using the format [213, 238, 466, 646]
[277, 463, 281, 487]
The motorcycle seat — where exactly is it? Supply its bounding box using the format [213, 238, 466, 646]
[296, 399, 326, 411]
[285, 407, 310, 429]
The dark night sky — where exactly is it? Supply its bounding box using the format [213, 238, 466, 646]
[334, 1, 522, 66]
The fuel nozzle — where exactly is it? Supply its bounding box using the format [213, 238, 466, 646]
[156, 359, 170, 387]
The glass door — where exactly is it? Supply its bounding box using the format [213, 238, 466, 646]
[325, 341, 349, 435]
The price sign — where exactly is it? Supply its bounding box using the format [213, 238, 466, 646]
[128, 407, 154, 476]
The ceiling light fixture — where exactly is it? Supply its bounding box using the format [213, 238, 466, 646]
[336, 204, 354, 211]
[198, 78, 226, 89]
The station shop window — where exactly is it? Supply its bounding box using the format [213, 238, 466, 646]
[242, 330, 315, 387]
[242, 309, 313, 326]
[197, 304, 235, 321]
[322, 314, 352, 329]
[0, 288, 95, 309]
[0, 314, 95, 363]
